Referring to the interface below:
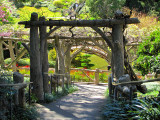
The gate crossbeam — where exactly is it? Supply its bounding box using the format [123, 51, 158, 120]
[18, 18, 140, 28]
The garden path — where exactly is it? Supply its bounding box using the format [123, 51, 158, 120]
[36, 83, 107, 120]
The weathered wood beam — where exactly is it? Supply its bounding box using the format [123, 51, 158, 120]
[0, 36, 140, 46]
[113, 78, 160, 86]
[0, 37, 29, 42]
[18, 18, 140, 28]
[48, 36, 106, 40]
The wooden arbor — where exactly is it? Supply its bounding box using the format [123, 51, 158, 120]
[19, 12, 140, 100]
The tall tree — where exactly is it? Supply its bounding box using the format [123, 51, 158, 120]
[86, 0, 126, 19]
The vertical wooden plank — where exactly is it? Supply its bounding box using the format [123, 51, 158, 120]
[30, 13, 44, 101]
[112, 24, 124, 80]
[39, 16, 49, 93]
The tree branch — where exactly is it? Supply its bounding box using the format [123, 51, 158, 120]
[71, 45, 86, 59]
[91, 26, 113, 49]
[47, 26, 61, 38]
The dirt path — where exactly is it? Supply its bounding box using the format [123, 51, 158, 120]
[36, 83, 107, 120]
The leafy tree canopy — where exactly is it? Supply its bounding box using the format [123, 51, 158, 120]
[86, 0, 126, 19]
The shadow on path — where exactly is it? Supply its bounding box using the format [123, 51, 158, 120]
[37, 83, 107, 120]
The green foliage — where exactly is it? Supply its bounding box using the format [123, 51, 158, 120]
[17, 6, 62, 21]
[125, 0, 160, 17]
[72, 53, 95, 69]
[48, 49, 56, 61]
[130, 98, 160, 120]
[103, 97, 160, 120]
[18, 58, 30, 66]
[48, 85, 78, 102]
[80, 54, 94, 69]
[71, 53, 83, 68]
[134, 28, 160, 75]
[48, 61, 56, 68]
[0, 70, 15, 119]
[99, 73, 108, 83]
[53, 0, 64, 8]
[103, 99, 132, 119]
[4, 58, 30, 66]
[53, 0, 74, 9]
[0, 3, 14, 25]
[86, 0, 126, 19]
[44, 93, 55, 103]
[12, 105, 38, 120]
[89, 54, 108, 70]
[137, 82, 160, 97]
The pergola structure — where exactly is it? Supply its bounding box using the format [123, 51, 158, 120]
[18, 12, 140, 100]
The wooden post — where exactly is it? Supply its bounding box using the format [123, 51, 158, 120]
[39, 16, 50, 93]
[13, 72, 25, 107]
[94, 68, 99, 85]
[0, 40, 4, 68]
[30, 13, 44, 101]
[8, 41, 17, 72]
[112, 24, 124, 80]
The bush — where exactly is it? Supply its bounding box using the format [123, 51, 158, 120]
[45, 93, 55, 103]
[18, 58, 30, 66]
[12, 105, 38, 120]
[53, 0, 64, 8]
[134, 28, 160, 75]
[130, 98, 160, 120]
[48, 49, 56, 61]
[4, 58, 30, 66]
[103, 99, 132, 119]
[49, 61, 56, 68]
[18, 6, 62, 21]
[4, 58, 12, 65]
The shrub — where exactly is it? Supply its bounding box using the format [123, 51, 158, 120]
[4, 58, 12, 65]
[48, 61, 56, 68]
[53, 0, 64, 8]
[12, 105, 38, 120]
[103, 99, 132, 119]
[130, 98, 160, 120]
[48, 49, 56, 61]
[44, 93, 55, 103]
[18, 6, 62, 21]
[18, 58, 30, 66]
[134, 28, 160, 75]
[99, 72, 108, 83]
[4, 58, 30, 66]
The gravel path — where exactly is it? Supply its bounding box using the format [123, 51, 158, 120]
[36, 83, 107, 120]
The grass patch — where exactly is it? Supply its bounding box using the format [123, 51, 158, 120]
[89, 55, 109, 70]
[137, 82, 160, 97]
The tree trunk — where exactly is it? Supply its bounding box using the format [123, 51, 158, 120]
[64, 44, 72, 73]
[55, 35, 65, 74]
[39, 17, 49, 93]
[30, 13, 44, 101]
[112, 24, 124, 80]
